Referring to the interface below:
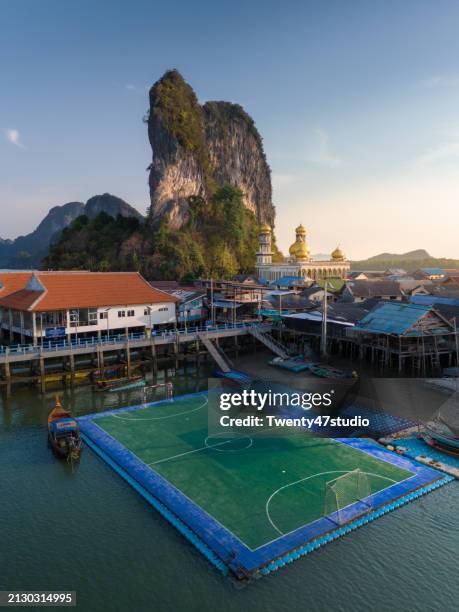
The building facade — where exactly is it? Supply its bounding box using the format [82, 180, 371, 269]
[256, 224, 350, 282]
[0, 271, 177, 344]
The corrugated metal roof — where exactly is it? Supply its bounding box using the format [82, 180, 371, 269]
[420, 267, 445, 275]
[211, 300, 243, 309]
[353, 302, 432, 335]
[346, 280, 405, 298]
[411, 295, 459, 307]
[269, 276, 307, 286]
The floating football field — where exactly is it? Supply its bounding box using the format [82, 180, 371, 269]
[79, 392, 452, 579]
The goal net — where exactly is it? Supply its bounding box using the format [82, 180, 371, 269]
[324, 469, 371, 525]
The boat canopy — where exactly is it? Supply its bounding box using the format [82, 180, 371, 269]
[50, 418, 78, 433]
[439, 402, 459, 438]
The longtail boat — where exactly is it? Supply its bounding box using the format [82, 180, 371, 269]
[96, 374, 144, 392]
[108, 378, 146, 393]
[47, 397, 82, 461]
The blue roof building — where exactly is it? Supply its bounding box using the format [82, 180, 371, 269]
[353, 302, 452, 337]
[349, 301, 456, 371]
[269, 276, 308, 288]
[414, 267, 446, 280]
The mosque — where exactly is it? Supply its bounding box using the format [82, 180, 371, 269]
[256, 224, 349, 282]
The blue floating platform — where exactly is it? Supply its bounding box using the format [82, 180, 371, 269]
[79, 393, 454, 580]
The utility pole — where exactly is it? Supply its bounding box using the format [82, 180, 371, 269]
[454, 317, 459, 393]
[320, 281, 328, 358]
[210, 278, 215, 326]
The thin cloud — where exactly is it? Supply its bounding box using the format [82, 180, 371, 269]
[304, 129, 342, 168]
[420, 75, 459, 88]
[415, 141, 459, 166]
[5, 128, 25, 148]
[125, 83, 136, 90]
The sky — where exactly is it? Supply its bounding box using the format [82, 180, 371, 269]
[2, 0, 459, 259]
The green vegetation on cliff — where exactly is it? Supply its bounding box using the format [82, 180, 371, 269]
[143, 185, 259, 280]
[43, 213, 143, 271]
[150, 69, 206, 155]
[43, 186, 261, 281]
[148, 69, 216, 191]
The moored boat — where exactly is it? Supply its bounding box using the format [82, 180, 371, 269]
[96, 374, 144, 392]
[269, 356, 313, 373]
[47, 397, 82, 461]
[36, 371, 89, 385]
[308, 363, 358, 379]
[108, 378, 146, 393]
[422, 402, 459, 454]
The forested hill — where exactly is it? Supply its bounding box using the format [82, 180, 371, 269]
[43, 185, 268, 280]
[1, 193, 143, 269]
[350, 250, 459, 271]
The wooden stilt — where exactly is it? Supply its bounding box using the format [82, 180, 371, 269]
[39, 357, 46, 394]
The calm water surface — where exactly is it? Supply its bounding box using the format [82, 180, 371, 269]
[1, 367, 458, 612]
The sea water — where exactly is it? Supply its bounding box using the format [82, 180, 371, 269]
[0, 368, 457, 612]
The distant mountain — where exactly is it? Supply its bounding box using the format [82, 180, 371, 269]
[366, 249, 431, 262]
[350, 249, 459, 272]
[84, 193, 143, 221]
[312, 253, 332, 261]
[0, 193, 144, 269]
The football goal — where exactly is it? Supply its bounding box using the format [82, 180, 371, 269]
[324, 469, 372, 525]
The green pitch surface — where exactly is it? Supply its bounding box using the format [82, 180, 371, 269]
[95, 395, 413, 550]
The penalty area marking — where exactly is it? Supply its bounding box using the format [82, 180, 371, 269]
[265, 470, 398, 537]
[108, 397, 208, 421]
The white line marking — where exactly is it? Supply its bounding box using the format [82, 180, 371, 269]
[148, 439, 234, 466]
[204, 434, 253, 452]
[265, 470, 398, 537]
[109, 397, 208, 421]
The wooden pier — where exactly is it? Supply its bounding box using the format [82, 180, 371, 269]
[0, 322, 271, 393]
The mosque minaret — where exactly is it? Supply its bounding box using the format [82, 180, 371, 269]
[256, 224, 349, 282]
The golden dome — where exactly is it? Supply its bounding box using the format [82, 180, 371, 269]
[331, 245, 345, 261]
[289, 239, 310, 259]
[289, 241, 299, 256]
[260, 223, 272, 233]
[295, 241, 310, 260]
[288, 224, 309, 259]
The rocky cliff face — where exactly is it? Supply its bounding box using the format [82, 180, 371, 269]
[147, 70, 275, 229]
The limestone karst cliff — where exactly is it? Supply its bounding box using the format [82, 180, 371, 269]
[147, 70, 275, 229]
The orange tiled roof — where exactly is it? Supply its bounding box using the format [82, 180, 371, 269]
[0, 272, 33, 297]
[0, 289, 42, 311]
[0, 272, 177, 312]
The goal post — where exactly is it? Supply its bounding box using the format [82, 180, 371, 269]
[324, 469, 372, 525]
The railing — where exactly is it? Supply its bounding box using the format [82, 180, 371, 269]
[248, 327, 290, 359]
[0, 321, 270, 358]
[197, 334, 232, 373]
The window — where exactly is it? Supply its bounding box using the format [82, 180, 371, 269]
[159, 307, 169, 312]
[118, 311, 126, 318]
[100, 312, 108, 320]
[127, 309, 135, 317]
[144, 308, 150, 316]
[69, 310, 79, 327]
[88, 309, 97, 325]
